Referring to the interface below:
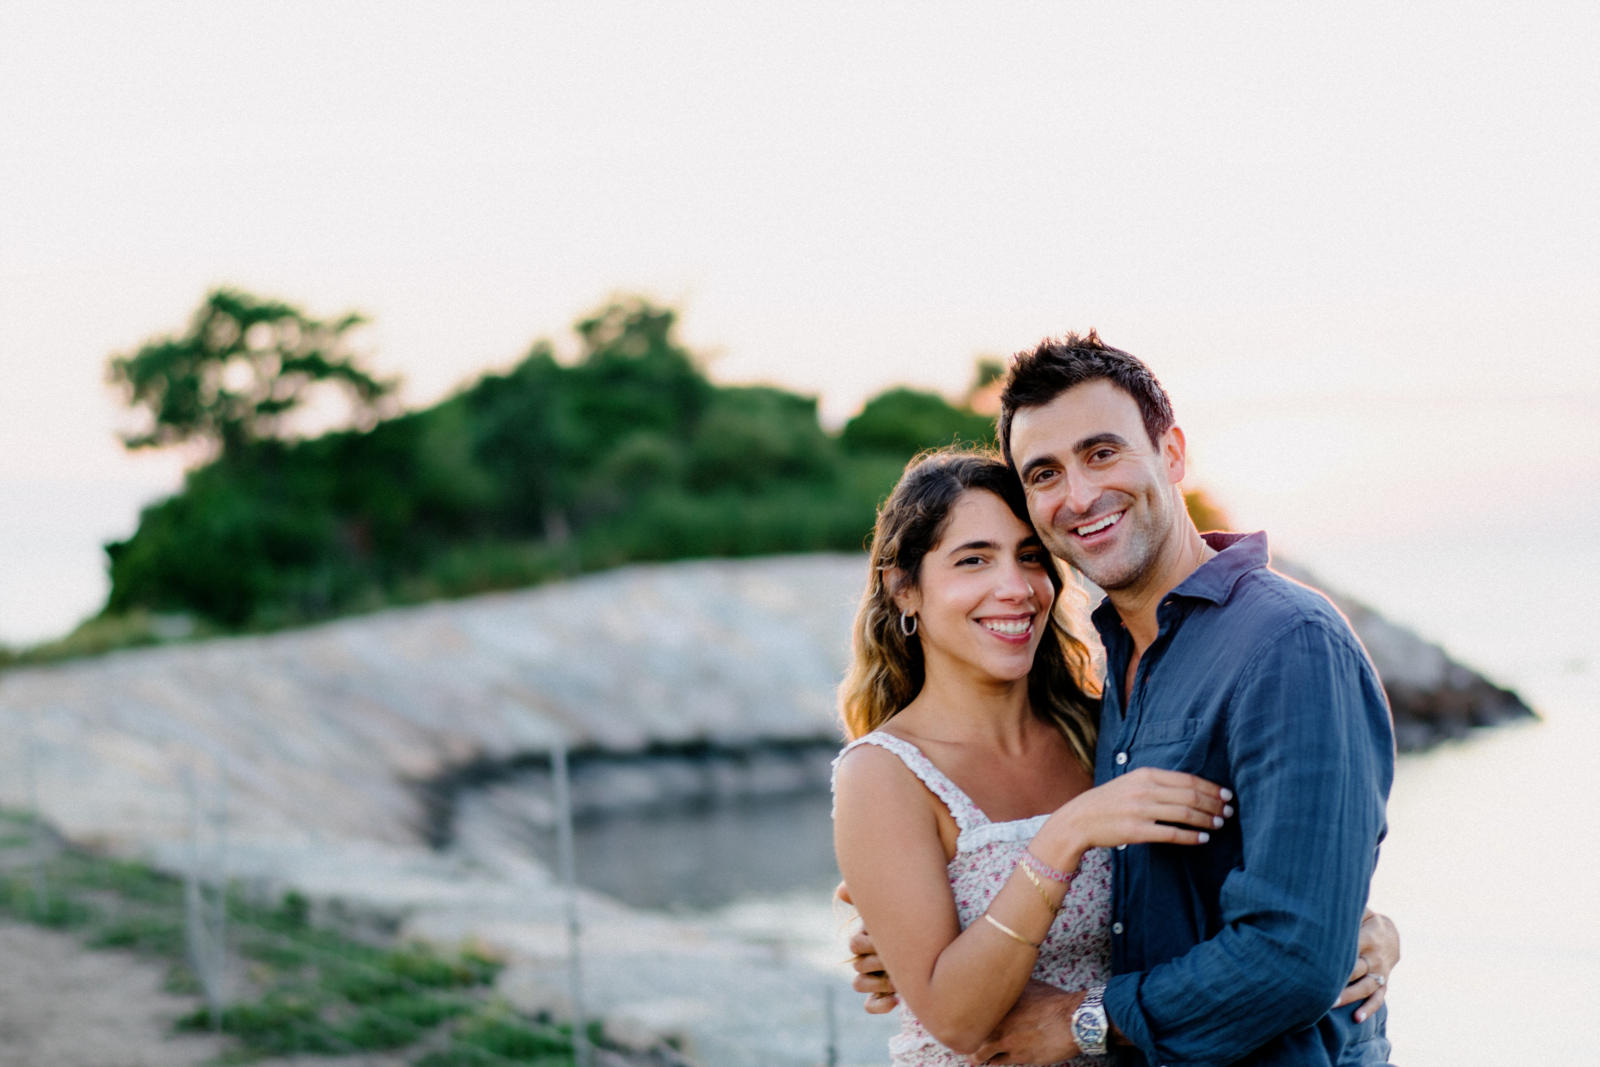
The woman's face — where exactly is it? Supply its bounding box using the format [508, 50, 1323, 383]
[895, 489, 1056, 688]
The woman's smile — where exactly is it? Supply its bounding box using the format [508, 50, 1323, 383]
[977, 615, 1035, 641]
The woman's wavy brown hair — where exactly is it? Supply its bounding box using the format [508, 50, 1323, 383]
[837, 448, 1102, 770]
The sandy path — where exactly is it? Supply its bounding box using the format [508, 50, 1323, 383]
[0, 922, 409, 1067]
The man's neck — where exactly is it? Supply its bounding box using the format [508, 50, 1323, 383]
[1108, 522, 1215, 652]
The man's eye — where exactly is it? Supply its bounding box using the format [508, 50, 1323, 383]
[1090, 448, 1115, 463]
[1030, 469, 1058, 487]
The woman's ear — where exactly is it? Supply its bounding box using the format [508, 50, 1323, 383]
[886, 567, 920, 616]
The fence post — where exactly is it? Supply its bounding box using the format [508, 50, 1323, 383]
[552, 740, 592, 1067]
[23, 721, 49, 912]
[823, 980, 839, 1066]
[183, 764, 228, 1031]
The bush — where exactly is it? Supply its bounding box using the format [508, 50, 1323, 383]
[840, 387, 996, 456]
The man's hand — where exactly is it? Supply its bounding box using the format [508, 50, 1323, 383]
[1335, 908, 1400, 1023]
[846, 923, 900, 1013]
[965, 981, 1083, 1065]
[837, 883, 900, 1013]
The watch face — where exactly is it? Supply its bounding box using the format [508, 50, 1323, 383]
[1072, 1005, 1108, 1054]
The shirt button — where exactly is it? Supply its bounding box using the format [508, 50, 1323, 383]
[1115, 752, 1128, 765]
[1112, 922, 1124, 934]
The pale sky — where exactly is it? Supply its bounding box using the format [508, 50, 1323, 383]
[2, 1, 1597, 653]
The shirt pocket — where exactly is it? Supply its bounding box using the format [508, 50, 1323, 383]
[1129, 717, 1205, 772]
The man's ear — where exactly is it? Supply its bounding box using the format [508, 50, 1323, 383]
[1162, 424, 1188, 485]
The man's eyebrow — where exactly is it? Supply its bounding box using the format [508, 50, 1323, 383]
[1074, 432, 1131, 454]
[1017, 454, 1056, 482]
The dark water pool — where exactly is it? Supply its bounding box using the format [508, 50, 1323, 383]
[528, 789, 840, 913]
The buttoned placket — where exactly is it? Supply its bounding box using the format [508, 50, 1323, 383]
[1107, 596, 1188, 958]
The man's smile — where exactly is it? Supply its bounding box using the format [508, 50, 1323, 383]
[1073, 510, 1124, 538]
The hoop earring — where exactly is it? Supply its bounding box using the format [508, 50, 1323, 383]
[899, 611, 918, 637]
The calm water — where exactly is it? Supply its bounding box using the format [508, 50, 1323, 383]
[1364, 674, 1597, 1063]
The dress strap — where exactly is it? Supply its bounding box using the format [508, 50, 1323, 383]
[833, 732, 990, 833]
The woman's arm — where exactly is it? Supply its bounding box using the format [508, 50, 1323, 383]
[834, 752, 1230, 1055]
[834, 745, 1051, 1053]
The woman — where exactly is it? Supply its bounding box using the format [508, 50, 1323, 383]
[832, 448, 1395, 1066]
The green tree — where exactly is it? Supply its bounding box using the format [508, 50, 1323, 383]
[840, 387, 996, 456]
[459, 344, 575, 539]
[567, 299, 713, 448]
[685, 386, 836, 491]
[108, 288, 397, 457]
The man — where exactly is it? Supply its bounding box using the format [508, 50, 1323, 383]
[851, 332, 1395, 1065]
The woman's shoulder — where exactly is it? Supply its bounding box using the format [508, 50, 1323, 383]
[831, 732, 945, 832]
[834, 729, 926, 789]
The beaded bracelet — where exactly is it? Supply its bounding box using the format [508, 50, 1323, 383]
[983, 912, 1041, 950]
[1016, 858, 1061, 915]
[1021, 849, 1077, 886]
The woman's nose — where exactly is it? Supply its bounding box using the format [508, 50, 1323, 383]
[995, 562, 1035, 601]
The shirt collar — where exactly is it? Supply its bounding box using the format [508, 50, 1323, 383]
[1088, 530, 1271, 639]
[1177, 530, 1270, 604]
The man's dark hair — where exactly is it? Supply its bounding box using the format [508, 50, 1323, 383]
[997, 329, 1176, 469]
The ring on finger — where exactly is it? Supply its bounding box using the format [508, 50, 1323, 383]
[1374, 974, 1385, 987]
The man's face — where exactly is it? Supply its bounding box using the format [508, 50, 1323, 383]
[1007, 379, 1185, 593]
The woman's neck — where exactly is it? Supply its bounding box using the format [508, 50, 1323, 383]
[894, 669, 1035, 754]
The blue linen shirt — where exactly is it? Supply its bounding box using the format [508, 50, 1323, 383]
[1093, 532, 1394, 1067]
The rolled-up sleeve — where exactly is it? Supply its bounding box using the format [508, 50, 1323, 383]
[1103, 619, 1393, 1066]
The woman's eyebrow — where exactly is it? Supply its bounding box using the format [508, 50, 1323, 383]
[945, 539, 999, 557]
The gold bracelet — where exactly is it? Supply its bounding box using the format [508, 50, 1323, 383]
[1017, 859, 1061, 915]
[983, 912, 1041, 950]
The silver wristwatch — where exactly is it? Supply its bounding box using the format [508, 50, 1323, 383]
[1071, 984, 1109, 1056]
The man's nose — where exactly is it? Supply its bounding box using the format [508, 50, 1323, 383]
[1064, 471, 1101, 518]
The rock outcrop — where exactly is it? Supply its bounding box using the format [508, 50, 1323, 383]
[1273, 559, 1535, 750]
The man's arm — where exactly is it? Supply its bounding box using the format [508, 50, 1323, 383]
[1103, 620, 1394, 1063]
[962, 907, 1400, 1063]
[966, 981, 1087, 1066]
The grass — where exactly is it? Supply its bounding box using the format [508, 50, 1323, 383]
[0, 825, 659, 1065]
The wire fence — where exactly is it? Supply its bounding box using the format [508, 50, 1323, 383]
[0, 733, 730, 1067]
